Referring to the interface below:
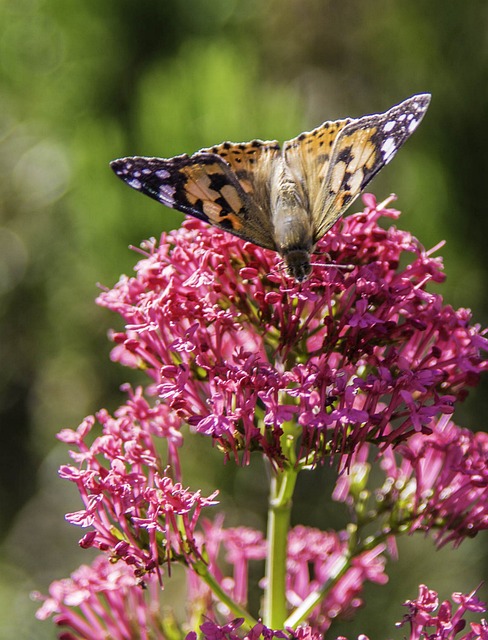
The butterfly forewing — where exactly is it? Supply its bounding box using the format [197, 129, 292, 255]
[309, 93, 431, 241]
[202, 139, 280, 204]
[110, 153, 277, 250]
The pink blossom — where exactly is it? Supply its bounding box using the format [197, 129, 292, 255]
[396, 584, 487, 640]
[288, 627, 324, 640]
[195, 619, 288, 640]
[58, 385, 218, 581]
[334, 416, 488, 548]
[189, 521, 268, 609]
[37, 194, 488, 638]
[286, 526, 388, 634]
[97, 196, 488, 467]
[222, 527, 268, 605]
[398, 418, 488, 546]
[33, 555, 167, 639]
[187, 522, 388, 635]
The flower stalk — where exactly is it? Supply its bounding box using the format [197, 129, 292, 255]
[284, 553, 349, 629]
[264, 428, 299, 628]
[192, 558, 260, 628]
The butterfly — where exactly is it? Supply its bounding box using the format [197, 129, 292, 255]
[111, 93, 430, 282]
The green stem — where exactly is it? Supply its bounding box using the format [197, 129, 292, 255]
[192, 559, 259, 628]
[284, 554, 349, 629]
[263, 430, 299, 629]
[285, 525, 392, 629]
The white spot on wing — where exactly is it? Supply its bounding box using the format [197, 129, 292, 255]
[348, 169, 364, 192]
[408, 118, 419, 133]
[330, 161, 347, 192]
[381, 137, 397, 161]
[156, 169, 171, 179]
[159, 184, 176, 204]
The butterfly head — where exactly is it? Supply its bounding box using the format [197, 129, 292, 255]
[283, 250, 313, 283]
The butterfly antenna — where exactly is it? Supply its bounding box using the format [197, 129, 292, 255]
[311, 250, 354, 271]
[268, 260, 288, 276]
[309, 261, 354, 271]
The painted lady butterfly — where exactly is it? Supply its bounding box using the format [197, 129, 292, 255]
[111, 93, 430, 282]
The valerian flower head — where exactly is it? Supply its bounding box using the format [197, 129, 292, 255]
[37, 194, 488, 639]
[96, 195, 488, 467]
[393, 417, 488, 546]
[191, 619, 290, 640]
[32, 552, 332, 640]
[333, 416, 488, 548]
[34, 555, 169, 639]
[335, 586, 487, 640]
[285, 526, 388, 635]
[57, 385, 218, 582]
[396, 584, 487, 640]
[35, 562, 486, 640]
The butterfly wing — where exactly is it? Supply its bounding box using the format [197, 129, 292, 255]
[283, 93, 431, 242]
[283, 117, 352, 211]
[110, 151, 278, 250]
[201, 139, 281, 208]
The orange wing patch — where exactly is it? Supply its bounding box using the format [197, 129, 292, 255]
[202, 139, 281, 205]
[283, 118, 352, 205]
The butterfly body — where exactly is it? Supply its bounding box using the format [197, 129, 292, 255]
[111, 93, 430, 282]
[269, 163, 314, 281]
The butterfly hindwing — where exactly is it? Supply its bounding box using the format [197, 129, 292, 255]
[283, 117, 352, 211]
[110, 153, 277, 250]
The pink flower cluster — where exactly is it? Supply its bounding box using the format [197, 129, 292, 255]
[191, 522, 388, 634]
[396, 584, 487, 640]
[34, 522, 388, 639]
[334, 415, 488, 547]
[395, 417, 488, 546]
[34, 556, 486, 640]
[34, 556, 166, 640]
[57, 385, 218, 581]
[97, 195, 488, 466]
[285, 526, 387, 634]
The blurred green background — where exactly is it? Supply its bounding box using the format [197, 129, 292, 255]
[1, 0, 488, 637]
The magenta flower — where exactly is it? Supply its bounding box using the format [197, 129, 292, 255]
[187, 521, 268, 608]
[396, 584, 487, 640]
[396, 417, 488, 546]
[333, 415, 488, 548]
[336, 587, 487, 640]
[192, 619, 290, 640]
[97, 195, 488, 467]
[285, 526, 388, 634]
[35, 559, 486, 640]
[187, 521, 388, 634]
[57, 385, 218, 581]
[34, 555, 168, 640]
